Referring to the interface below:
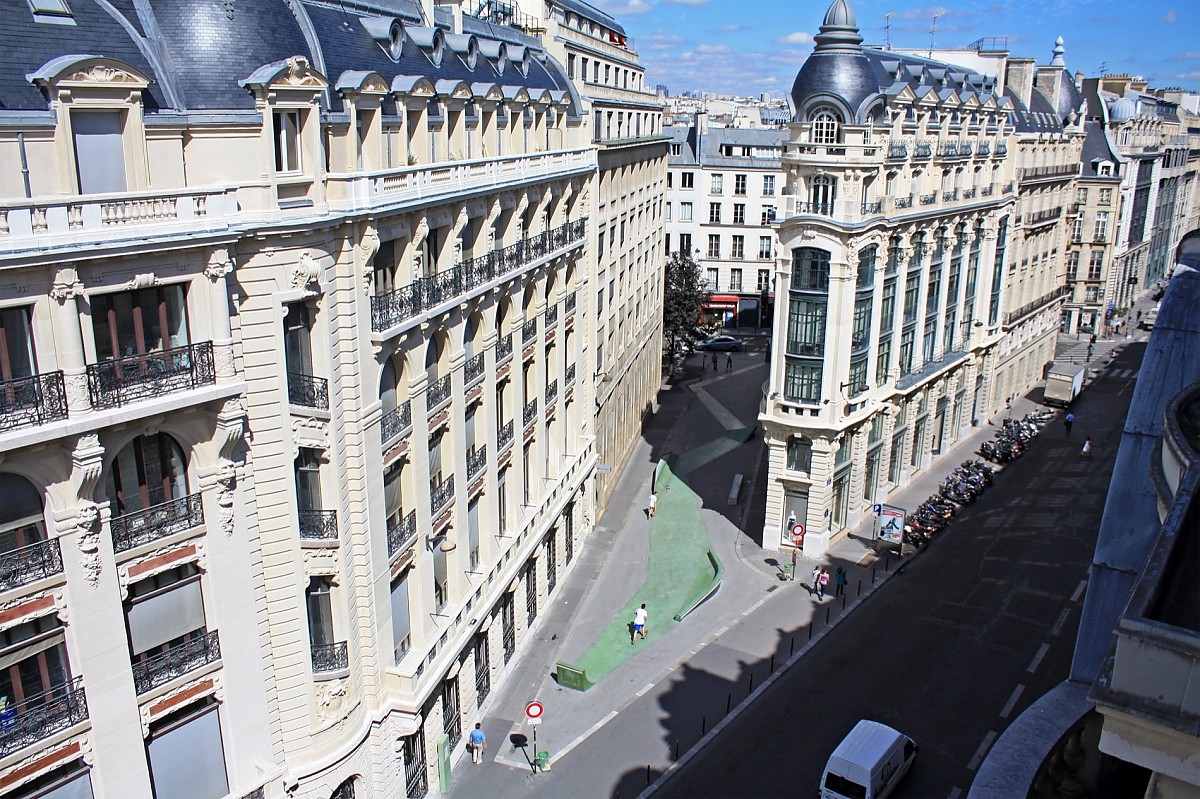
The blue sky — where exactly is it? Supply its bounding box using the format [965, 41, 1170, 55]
[588, 0, 1200, 97]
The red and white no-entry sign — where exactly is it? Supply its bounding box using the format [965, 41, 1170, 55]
[525, 701, 545, 720]
[790, 522, 806, 543]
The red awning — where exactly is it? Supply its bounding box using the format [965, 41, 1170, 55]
[707, 294, 741, 304]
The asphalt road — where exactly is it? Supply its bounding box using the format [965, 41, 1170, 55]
[656, 343, 1143, 799]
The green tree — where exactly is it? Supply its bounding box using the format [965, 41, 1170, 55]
[662, 250, 706, 355]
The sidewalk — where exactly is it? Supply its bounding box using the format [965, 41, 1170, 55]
[444, 311, 1149, 799]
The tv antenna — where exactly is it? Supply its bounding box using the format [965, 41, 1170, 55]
[885, 13, 893, 49]
[928, 12, 942, 57]
[1098, 60, 1108, 75]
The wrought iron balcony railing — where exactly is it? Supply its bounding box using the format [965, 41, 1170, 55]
[87, 342, 215, 410]
[387, 509, 417, 557]
[565, 363, 576, 387]
[1, 371, 68, 431]
[497, 332, 514, 362]
[427, 373, 452, 410]
[894, 196, 913, 209]
[522, 318, 538, 343]
[311, 641, 349, 674]
[1024, 207, 1063, 227]
[887, 142, 907, 159]
[431, 475, 455, 516]
[467, 445, 487, 479]
[861, 200, 883, 215]
[996, 142, 1008, 156]
[961, 187, 977, 199]
[287, 371, 329, 410]
[794, 201, 833, 216]
[0, 537, 64, 592]
[914, 142, 932, 159]
[298, 509, 338, 541]
[369, 219, 587, 332]
[981, 186, 994, 196]
[497, 419, 514, 451]
[1002, 285, 1071, 326]
[465, 353, 485, 386]
[132, 630, 221, 695]
[565, 291, 577, 314]
[920, 193, 937, 205]
[111, 492, 205, 553]
[523, 398, 538, 428]
[546, 304, 559, 328]
[943, 190, 958, 202]
[0, 676, 88, 758]
[545, 379, 558, 405]
[977, 142, 991, 156]
[381, 400, 412, 445]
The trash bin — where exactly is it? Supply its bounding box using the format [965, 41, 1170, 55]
[535, 751, 551, 772]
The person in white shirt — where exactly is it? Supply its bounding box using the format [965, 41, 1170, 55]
[631, 603, 648, 644]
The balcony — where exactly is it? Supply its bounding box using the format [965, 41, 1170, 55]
[0, 187, 236, 258]
[565, 363, 576, 387]
[111, 493, 205, 553]
[0, 676, 88, 758]
[311, 641, 349, 675]
[1002, 285, 1071, 326]
[977, 142, 991, 157]
[522, 318, 538, 344]
[1018, 163, 1080, 184]
[427, 373, 451, 411]
[565, 291, 577, 315]
[961, 187, 977, 200]
[914, 142, 932, 159]
[1, 371, 68, 432]
[381, 400, 413, 446]
[523, 398, 538, 429]
[431, 475, 455, 516]
[0, 538, 63, 592]
[465, 353, 485, 386]
[980, 186, 994, 197]
[370, 219, 587, 333]
[547, 306, 560, 331]
[861, 200, 883, 215]
[287, 371, 329, 410]
[546, 379, 559, 406]
[298, 509, 338, 541]
[895, 347, 970, 390]
[467, 445, 487, 480]
[995, 142, 1008, 156]
[785, 141, 881, 163]
[894, 196, 913, 209]
[497, 333, 514, 363]
[331, 148, 596, 214]
[919, 193, 937, 206]
[943, 190, 958, 202]
[132, 630, 221, 695]
[87, 342, 215, 410]
[887, 142, 908, 160]
[1024, 207, 1063, 228]
[386, 509, 417, 558]
[497, 419, 514, 452]
[791, 201, 833, 216]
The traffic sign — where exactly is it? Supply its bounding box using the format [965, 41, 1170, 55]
[873, 503, 882, 514]
[527, 717, 542, 725]
[525, 701, 545, 720]
[790, 522, 805, 543]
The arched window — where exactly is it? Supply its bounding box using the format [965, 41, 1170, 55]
[808, 176, 836, 214]
[810, 109, 840, 144]
[0, 473, 57, 591]
[108, 433, 188, 517]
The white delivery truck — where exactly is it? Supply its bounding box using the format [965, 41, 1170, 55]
[1043, 362, 1086, 408]
[820, 720, 918, 799]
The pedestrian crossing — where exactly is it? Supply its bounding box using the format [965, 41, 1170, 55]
[1102, 367, 1138, 379]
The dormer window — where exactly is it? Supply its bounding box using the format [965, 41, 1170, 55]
[274, 110, 302, 172]
[466, 41, 478, 70]
[430, 33, 445, 67]
[387, 22, 405, 60]
[28, 0, 74, 23]
[810, 109, 840, 144]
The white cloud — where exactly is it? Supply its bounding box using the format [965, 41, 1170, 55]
[715, 24, 747, 32]
[1176, 52, 1200, 60]
[695, 43, 731, 54]
[777, 31, 813, 45]
[893, 5, 968, 19]
[1168, 70, 1200, 79]
[664, 0, 709, 6]
[590, 0, 653, 16]
[1160, 9, 1177, 22]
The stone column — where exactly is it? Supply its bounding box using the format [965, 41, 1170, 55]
[205, 248, 237, 381]
[50, 266, 91, 416]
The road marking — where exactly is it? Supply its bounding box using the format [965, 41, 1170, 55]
[1050, 607, 1072, 636]
[690, 386, 743, 431]
[967, 731, 999, 771]
[1071, 579, 1087, 603]
[999, 684, 1025, 719]
[549, 710, 619, 764]
[636, 682, 656, 698]
[1027, 643, 1050, 673]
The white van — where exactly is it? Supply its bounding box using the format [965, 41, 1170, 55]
[820, 720, 918, 799]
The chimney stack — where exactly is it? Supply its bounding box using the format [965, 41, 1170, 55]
[1005, 57, 1035, 111]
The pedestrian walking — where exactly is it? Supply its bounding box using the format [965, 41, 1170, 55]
[1137, 309, 1143, 323]
[1064, 412, 1075, 435]
[1087, 344, 1094, 360]
[1080, 436, 1092, 458]
[468, 723, 487, 764]
[817, 567, 830, 600]
[632, 603, 648, 643]
[810, 565, 821, 598]
[726, 352, 733, 371]
[647, 491, 658, 518]
[833, 566, 847, 598]
[711, 352, 718, 371]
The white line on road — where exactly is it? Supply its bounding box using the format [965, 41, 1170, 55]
[1071, 579, 1087, 603]
[967, 731, 999, 771]
[999, 684, 1026, 719]
[636, 682, 656, 698]
[1051, 607, 1072, 636]
[1027, 643, 1050, 673]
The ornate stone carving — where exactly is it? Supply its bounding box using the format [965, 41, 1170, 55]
[64, 65, 142, 84]
[75, 502, 102, 588]
[214, 463, 238, 538]
[282, 56, 323, 87]
[302, 548, 339, 576]
[290, 252, 323, 292]
[125, 273, 160, 291]
[204, 251, 233, 282]
[317, 679, 349, 722]
[50, 267, 83, 303]
[292, 416, 329, 454]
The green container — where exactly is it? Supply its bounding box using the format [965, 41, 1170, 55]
[535, 750, 551, 771]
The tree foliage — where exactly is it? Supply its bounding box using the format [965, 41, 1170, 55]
[662, 250, 706, 353]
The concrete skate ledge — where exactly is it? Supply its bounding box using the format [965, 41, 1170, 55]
[673, 549, 724, 622]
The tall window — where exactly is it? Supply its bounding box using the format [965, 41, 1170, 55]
[810, 110, 840, 144]
[757, 269, 771, 292]
[146, 699, 228, 799]
[707, 235, 720, 258]
[306, 577, 335, 649]
[92, 285, 189, 361]
[391, 573, 410, 661]
[709, 203, 721, 223]
[1066, 251, 1080, 281]
[710, 174, 723, 194]
[783, 361, 822, 403]
[759, 237, 772, 260]
[786, 298, 826, 356]
[988, 218, 1008, 326]
[108, 433, 188, 517]
[734, 174, 747, 195]
[808, 176, 835, 213]
[705, 268, 718, 291]
[730, 268, 743, 290]
[786, 436, 812, 471]
[733, 204, 745, 224]
[681, 172, 694, 189]
[273, 109, 302, 172]
[762, 175, 775, 196]
[791, 247, 830, 292]
[731, 236, 745, 260]
[1088, 251, 1104, 281]
[679, 202, 693, 222]
[72, 110, 127, 193]
[1094, 212, 1109, 241]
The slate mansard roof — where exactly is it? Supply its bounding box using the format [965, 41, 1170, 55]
[1, 0, 575, 116]
[665, 124, 784, 168]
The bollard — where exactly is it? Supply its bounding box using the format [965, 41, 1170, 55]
[858, 579, 862, 596]
[809, 623, 813, 640]
[770, 654, 775, 673]
[842, 594, 847, 609]
[646, 765, 651, 784]
[885, 555, 890, 572]
[872, 567, 876, 584]
[702, 716, 707, 735]
[674, 741, 680, 760]
[726, 693, 732, 714]
[790, 636, 795, 656]
[826, 606, 830, 624]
